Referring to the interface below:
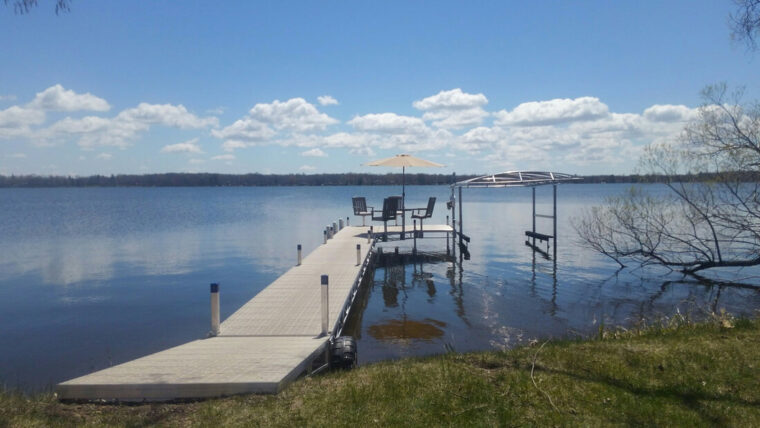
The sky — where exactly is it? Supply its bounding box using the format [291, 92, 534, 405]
[0, 1, 757, 177]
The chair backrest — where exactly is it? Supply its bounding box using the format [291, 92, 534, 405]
[352, 197, 367, 215]
[381, 197, 399, 220]
[423, 197, 436, 218]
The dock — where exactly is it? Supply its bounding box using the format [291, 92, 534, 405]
[56, 223, 453, 401]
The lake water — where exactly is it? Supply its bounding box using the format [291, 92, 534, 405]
[1, 184, 758, 392]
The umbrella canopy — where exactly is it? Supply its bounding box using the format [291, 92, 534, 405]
[365, 154, 444, 214]
[365, 153, 444, 168]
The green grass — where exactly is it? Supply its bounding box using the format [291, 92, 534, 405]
[2, 314, 759, 427]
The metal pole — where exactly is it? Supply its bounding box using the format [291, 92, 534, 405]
[297, 244, 302, 266]
[210, 283, 220, 336]
[413, 219, 417, 253]
[402, 166, 406, 240]
[553, 184, 557, 261]
[458, 186, 463, 249]
[321, 275, 329, 337]
[356, 244, 361, 266]
[532, 186, 536, 248]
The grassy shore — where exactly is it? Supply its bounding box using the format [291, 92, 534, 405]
[2, 314, 759, 427]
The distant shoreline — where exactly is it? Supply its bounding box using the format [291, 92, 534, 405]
[0, 172, 753, 188]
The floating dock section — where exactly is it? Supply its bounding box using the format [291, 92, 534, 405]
[57, 225, 375, 401]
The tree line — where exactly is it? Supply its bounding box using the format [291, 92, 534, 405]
[1, 171, 757, 188]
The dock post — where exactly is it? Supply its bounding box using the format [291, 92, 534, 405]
[532, 187, 536, 248]
[413, 219, 417, 254]
[210, 283, 220, 337]
[320, 275, 329, 337]
[458, 186, 463, 250]
[339, 218, 344, 230]
[332, 221, 338, 235]
[553, 183, 557, 261]
[323, 229, 327, 244]
[297, 244, 302, 266]
[368, 226, 373, 244]
[356, 244, 361, 266]
[346, 216, 350, 227]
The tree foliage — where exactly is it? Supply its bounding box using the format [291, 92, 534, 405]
[575, 84, 760, 275]
[4, 0, 70, 14]
[731, 0, 760, 50]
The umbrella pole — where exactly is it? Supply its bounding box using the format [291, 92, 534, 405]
[401, 166, 406, 240]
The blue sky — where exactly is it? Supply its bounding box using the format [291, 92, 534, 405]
[1, 1, 756, 176]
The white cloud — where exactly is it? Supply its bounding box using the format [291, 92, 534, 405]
[301, 148, 327, 157]
[211, 154, 235, 160]
[29, 84, 110, 112]
[118, 103, 217, 128]
[161, 138, 204, 154]
[212, 118, 275, 147]
[248, 98, 337, 131]
[299, 165, 316, 171]
[0, 105, 45, 129]
[642, 104, 696, 122]
[96, 153, 113, 160]
[494, 97, 609, 127]
[318, 95, 338, 106]
[348, 113, 428, 134]
[413, 88, 488, 111]
[414, 89, 489, 129]
[37, 102, 217, 149]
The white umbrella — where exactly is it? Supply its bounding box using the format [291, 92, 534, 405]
[365, 154, 444, 235]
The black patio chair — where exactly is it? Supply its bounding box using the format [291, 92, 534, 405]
[372, 196, 399, 241]
[411, 197, 436, 237]
[352, 197, 373, 226]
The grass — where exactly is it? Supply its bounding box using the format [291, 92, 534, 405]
[2, 314, 759, 427]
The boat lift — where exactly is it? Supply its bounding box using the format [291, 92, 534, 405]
[449, 171, 581, 261]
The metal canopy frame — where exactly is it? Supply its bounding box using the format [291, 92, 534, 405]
[453, 171, 580, 188]
[448, 171, 581, 261]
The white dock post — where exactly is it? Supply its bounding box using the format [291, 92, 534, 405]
[323, 229, 327, 244]
[320, 275, 329, 337]
[339, 218, 344, 230]
[332, 221, 338, 235]
[210, 283, 220, 337]
[297, 244, 302, 266]
[346, 216, 350, 227]
[356, 244, 361, 266]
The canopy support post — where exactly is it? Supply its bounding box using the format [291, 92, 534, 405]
[553, 183, 557, 262]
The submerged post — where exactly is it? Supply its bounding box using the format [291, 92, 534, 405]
[210, 283, 220, 337]
[320, 275, 329, 337]
[458, 186, 463, 249]
[297, 244, 302, 266]
[532, 186, 536, 248]
[356, 244, 361, 266]
[553, 184, 557, 261]
[413, 219, 417, 253]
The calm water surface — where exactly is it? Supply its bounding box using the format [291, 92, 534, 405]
[0, 185, 758, 391]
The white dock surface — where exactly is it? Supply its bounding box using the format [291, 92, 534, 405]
[57, 226, 373, 401]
